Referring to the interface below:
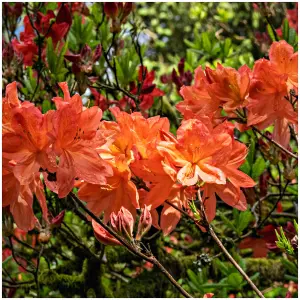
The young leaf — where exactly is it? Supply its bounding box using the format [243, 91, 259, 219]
[202, 32, 212, 52]
[251, 156, 266, 180]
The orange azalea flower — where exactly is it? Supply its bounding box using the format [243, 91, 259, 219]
[202, 122, 255, 221]
[157, 119, 232, 186]
[2, 83, 56, 185]
[77, 161, 139, 223]
[269, 40, 298, 91]
[247, 58, 297, 148]
[3, 168, 48, 231]
[51, 83, 112, 198]
[205, 64, 251, 112]
[177, 67, 220, 123]
[159, 184, 196, 235]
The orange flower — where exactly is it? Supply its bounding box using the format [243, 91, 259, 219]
[177, 67, 220, 123]
[269, 40, 298, 91]
[205, 64, 251, 111]
[3, 168, 48, 231]
[159, 184, 196, 235]
[3, 87, 56, 185]
[202, 122, 255, 221]
[247, 58, 297, 148]
[77, 162, 139, 223]
[157, 119, 232, 186]
[51, 83, 112, 198]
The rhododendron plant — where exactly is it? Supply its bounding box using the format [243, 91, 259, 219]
[2, 2, 298, 299]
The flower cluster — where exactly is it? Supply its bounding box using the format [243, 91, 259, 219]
[176, 41, 298, 148]
[12, 4, 72, 66]
[2, 40, 298, 242]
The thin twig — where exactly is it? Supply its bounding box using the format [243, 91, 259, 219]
[256, 181, 290, 229]
[252, 127, 298, 160]
[69, 192, 193, 298]
[196, 190, 265, 298]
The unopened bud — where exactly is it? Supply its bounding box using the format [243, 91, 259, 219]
[136, 205, 152, 240]
[50, 210, 65, 228]
[110, 207, 134, 240]
[104, 2, 119, 19]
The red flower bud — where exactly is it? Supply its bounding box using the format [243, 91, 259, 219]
[56, 3, 72, 27]
[136, 205, 152, 240]
[178, 58, 185, 76]
[51, 210, 65, 228]
[123, 2, 133, 18]
[104, 2, 119, 19]
[80, 44, 92, 61]
[92, 219, 121, 246]
[93, 44, 102, 62]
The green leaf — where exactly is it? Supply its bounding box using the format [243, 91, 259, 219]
[267, 24, 276, 42]
[251, 156, 266, 180]
[184, 39, 197, 49]
[288, 28, 296, 45]
[219, 212, 236, 232]
[283, 19, 289, 42]
[223, 38, 232, 57]
[239, 160, 251, 175]
[236, 210, 253, 235]
[202, 32, 212, 52]
[55, 41, 69, 75]
[281, 259, 298, 276]
[42, 100, 52, 113]
[46, 38, 55, 74]
[187, 269, 203, 290]
[227, 273, 243, 289]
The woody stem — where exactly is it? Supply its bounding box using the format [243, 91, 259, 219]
[196, 190, 265, 298]
[166, 194, 264, 298]
[69, 192, 193, 298]
[252, 127, 298, 160]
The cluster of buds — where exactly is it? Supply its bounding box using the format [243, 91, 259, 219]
[103, 2, 134, 33]
[92, 205, 152, 246]
[65, 44, 102, 75]
[65, 44, 102, 94]
[161, 58, 193, 92]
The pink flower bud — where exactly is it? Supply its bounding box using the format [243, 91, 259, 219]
[80, 44, 92, 61]
[51, 210, 65, 228]
[92, 219, 121, 246]
[110, 207, 134, 240]
[93, 44, 102, 62]
[136, 205, 152, 240]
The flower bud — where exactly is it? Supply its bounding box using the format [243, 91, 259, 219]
[81, 44, 92, 61]
[92, 219, 121, 246]
[104, 2, 119, 19]
[110, 207, 134, 240]
[93, 44, 102, 62]
[51, 210, 65, 228]
[136, 205, 152, 240]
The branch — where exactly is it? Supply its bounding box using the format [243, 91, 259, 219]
[252, 127, 298, 160]
[167, 192, 264, 298]
[256, 181, 290, 229]
[69, 192, 193, 298]
[197, 190, 264, 298]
